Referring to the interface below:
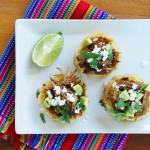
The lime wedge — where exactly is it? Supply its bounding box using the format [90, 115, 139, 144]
[32, 33, 64, 67]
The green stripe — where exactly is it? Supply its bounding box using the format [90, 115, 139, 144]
[0, 60, 15, 91]
[87, 7, 97, 19]
[112, 16, 117, 19]
[24, 134, 29, 143]
[88, 134, 100, 150]
[0, 104, 15, 131]
[41, 134, 51, 149]
[37, 0, 51, 19]
[23, 145, 29, 150]
[62, 0, 76, 19]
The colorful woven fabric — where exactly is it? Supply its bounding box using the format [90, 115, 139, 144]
[0, 0, 129, 149]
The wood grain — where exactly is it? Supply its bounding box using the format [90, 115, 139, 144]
[1, 0, 150, 150]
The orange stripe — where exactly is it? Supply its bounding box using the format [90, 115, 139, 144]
[108, 15, 112, 19]
[42, 0, 55, 19]
[66, 0, 81, 19]
[94, 134, 104, 149]
[3, 113, 15, 133]
[35, 134, 46, 149]
[0, 68, 15, 99]
[82, 5, 93, 19]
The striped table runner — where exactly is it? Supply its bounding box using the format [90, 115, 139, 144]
[0, 0, 129, 149]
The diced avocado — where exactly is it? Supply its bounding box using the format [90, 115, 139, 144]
[73, 84, 83, 95]
[106, 44, 112, 51]
[125, 109, 134, 117]
[136, 93, 144, 100]
[42, 97, 51, 108]
[80, 96, 88, 103]
[119, 90, 130, 101]
[85, 38, 93, 46]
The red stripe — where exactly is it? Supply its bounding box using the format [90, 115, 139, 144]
[0, 96, 15, 126]
[45, 134, 55, 150]
[33, 0, 46, 18]
[112, 134, 122, 149]
[97, 134, 107, 149]
[57, 0, 70, 19]
[93, 9, 100, 19]
[0, 52, 15, 82]
[26, 134, 33, 144]
[71, 1, 90, 19]
[120, 134, 130, 150]
[83, 134, 95, 150]
[60, 134, 79, 150]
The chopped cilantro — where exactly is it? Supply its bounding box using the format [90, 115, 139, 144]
[62, 81, 66, 86]
[36, 89, 40, 98]
[140, 84, 148, 93]
[134, 103, 142, 112]
[40, 113, 46, 123]
[57, 105, 70, 123]
[57, 32, 62, 36]
[115, 113, 125, 121]
[108, 108, 125, 121]
[124, 84, 128, 90]
[115, 98, 126, 109]
[108, 49, 112, 60]
[75, 100, 86, 111]
[80, 52, 101, 59]
[99, 100, 106, 109]
[89, 55, 101, 70]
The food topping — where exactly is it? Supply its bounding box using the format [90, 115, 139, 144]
[38, 68, 88, 123]
[77, 37, 119, 74]
[105, 77, 149, 121]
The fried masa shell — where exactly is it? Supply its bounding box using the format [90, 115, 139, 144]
[101, 74, 150, 121]
[38, 68, 89, 123]
[74, 32, 121, 79]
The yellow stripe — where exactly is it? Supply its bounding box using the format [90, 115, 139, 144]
[35, 134, 46, 149]
[82, 5, 93, 19]
[94, 134, 104, 149]
[108, 15, 112, 19]
[66, 0, 81, 19]
[42, 0, 55, 19]
[0, 68, 15, 99]
[3, 113, 15, 133]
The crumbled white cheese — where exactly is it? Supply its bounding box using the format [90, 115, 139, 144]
[51, 96, 66, 106]
[120, 84, 126, 87]
[67, 93, 75, 102]
[92, 45, 101, 54]
[58, 99, 66, 106]
[93, 38, 98, 42]
[112, 82, 119, 91]
[132, 84, 138, 90]
[47, 90, 53, 98]
[71, 83, 74, 87]
[101, 50, 108, 61]
[102, 45, 106, 49]
[62, 86, 67, 93]
[141, 60, 149, 68]
[75, 106, 81, 114]
[120, 107, 124, 110]
[87, 58, 93, 63]
[129, 91, 137, 101]
[54, 86, 61, 95]
[75, 93, 78, 95]
[102, 64, 105, 66]
[96, 68, 102, 72]
[107, 68, 111, 71]
[50, 99, 57, 106]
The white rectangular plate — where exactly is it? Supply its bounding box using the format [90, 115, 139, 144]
[15, 19, 150, 134]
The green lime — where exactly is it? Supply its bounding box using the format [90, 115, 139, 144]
[32, 33, 64, 67]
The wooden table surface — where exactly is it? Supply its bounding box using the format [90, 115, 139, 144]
[1, 0, 150, 149]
